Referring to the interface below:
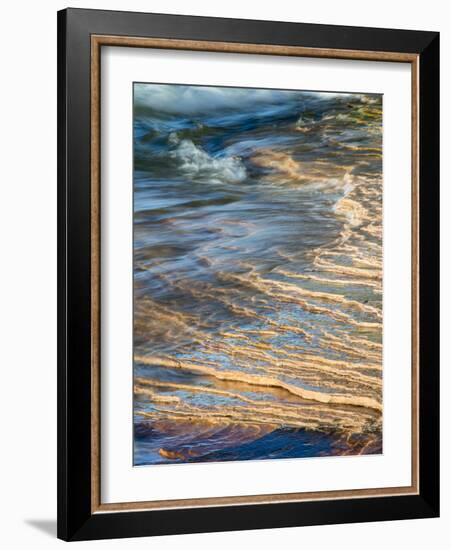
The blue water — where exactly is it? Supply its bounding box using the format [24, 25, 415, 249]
[133, 84, 383, 465]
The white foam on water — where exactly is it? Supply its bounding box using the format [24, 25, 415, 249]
[169, 133, 247, 183]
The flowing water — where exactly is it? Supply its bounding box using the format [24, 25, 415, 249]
[133, 84, 383, 465]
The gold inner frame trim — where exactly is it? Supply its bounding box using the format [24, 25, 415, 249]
[90, 34, 420, 514]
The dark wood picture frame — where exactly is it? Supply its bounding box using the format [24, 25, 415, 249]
[57, 7, 439, 541]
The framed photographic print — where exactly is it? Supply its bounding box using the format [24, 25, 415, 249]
[57, 8, 439, 541]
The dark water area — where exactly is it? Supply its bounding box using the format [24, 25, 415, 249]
[134, 423, 380, 466]
[133, 84, 383, 466]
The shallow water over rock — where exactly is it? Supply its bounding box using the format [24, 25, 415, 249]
[133, 84, 383, 465]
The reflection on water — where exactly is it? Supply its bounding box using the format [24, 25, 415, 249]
[133, 84, 383, 465]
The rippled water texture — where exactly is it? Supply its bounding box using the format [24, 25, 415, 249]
[133, 84, 383, 465]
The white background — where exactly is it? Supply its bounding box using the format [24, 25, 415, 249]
[0, 0, 448, 548]
[102, 48, 412, 503]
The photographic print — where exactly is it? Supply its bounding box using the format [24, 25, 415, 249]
[133, 83, 383, 466]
